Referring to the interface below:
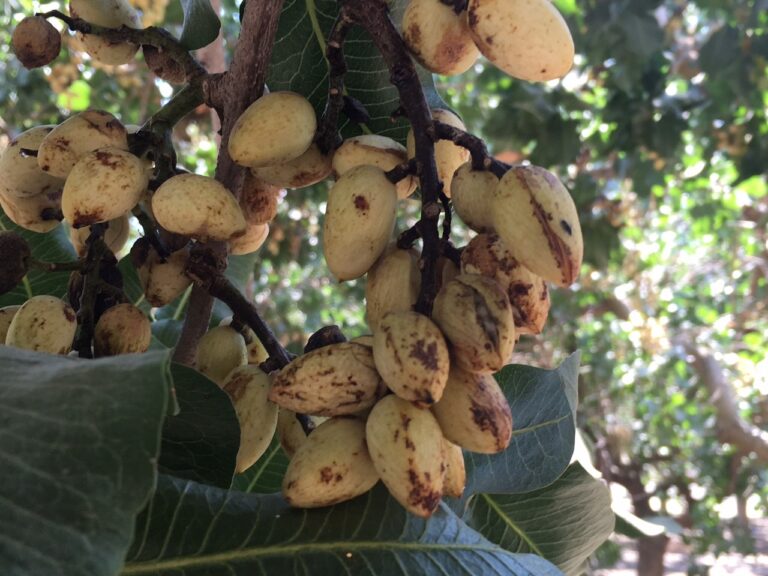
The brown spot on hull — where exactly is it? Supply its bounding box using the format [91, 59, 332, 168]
[354, 195, 369, 211]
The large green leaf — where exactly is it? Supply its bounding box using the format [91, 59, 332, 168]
[464, 464, 615, 576]
[0, 212, 74, 307]
[158, 363, 240, 489]
[231, 435, 289, 493]
[125, 477, 563, 575]
[464, 353, 580, 496]
[0, 347, 172, 576]
[178, 0, 221, 51]
[267, 0, 441, 144]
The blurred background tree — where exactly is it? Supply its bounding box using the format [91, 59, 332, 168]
[1, 0, 766, 574]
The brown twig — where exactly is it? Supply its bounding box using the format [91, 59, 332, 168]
[315, 14, 354, 154]
[433, 121, 511, 177]
[74, 225, 108, 358]
[173, 0, 285, 366]
[340, 0, 442, 315]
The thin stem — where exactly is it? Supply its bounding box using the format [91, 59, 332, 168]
[316, 14, 354, 154]
[434, 121, 511, 177]
[341, 0, 442, 315]
[75, 225, 108, 358]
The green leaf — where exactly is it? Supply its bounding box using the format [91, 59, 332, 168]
[0, 347, 172, 576]
[613, 510, 668, 539]
[125, 478, 563, 575]
[150, 318, 184, 349]
[0, 212, 75, 307]
[158, 363, 240, 489]
[267, 0, 441, 144]
[464, 352, 580, 495]
[464, 464, 615, 575]
[118, 255, 151, 314]
[178, 0, 221, 51]
[231, 435, 289, 493]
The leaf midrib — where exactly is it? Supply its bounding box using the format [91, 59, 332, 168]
[480, 494, 544, 557]
[510, 414, 570, 438]
[122, 540, 510, 573]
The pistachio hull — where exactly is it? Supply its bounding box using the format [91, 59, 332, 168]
[432, 367, 513, 453]
[283, 417, 379, 507]
[221, 365, 279, 473]
[366, 395, 445, 517]
[269, 342, 384, 416]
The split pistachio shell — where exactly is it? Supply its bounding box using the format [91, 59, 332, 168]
[402, 0, 479, 75]
[0, 126, 65, 199]
[195, 326, 248, 384]
[269, 342, 384, 416]
[152, 174, 247, 242]
[407, 109, 469, 196]
[0, 188, 62, 233]
[467, 0, 574, 82]
[6, 295, 76, 354]
[93, 303, 151, 356]
[137, 245, 192, 307]
[461, 233, 550, 335]
[251, 144, 332, 189]
[229, 222, 269, 256]
[38, 110, 128, 178]
[431, 273, 516, 373]
[62, 147, 147, 227]
[323, 165, 397, 281]
[450, 162, 498, 232]
[283, 417, 379, 507]
[432, 367, 513, 453]
[0, 306, 21, 343]
[373, 311, 450, 406]
[332, 135, 416, 199]
[228, 91, 316, 168]
[492, 165, 583, 286]
[70, 0, 141, 65]
[220, 365, 279, 473]
[365, 248, 420, 332]
[442, 439, 466, 498]
[69, 214, 131, 257]
[366, 395, 445, 517]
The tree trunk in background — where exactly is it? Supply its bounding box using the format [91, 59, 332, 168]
[637, 536, 669, 576]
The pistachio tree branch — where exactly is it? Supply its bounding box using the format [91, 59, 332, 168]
[340, 0, 443, 315]
[185, 246, 293, 369]
[173, 0, 285, 366]
[38, 10, 207, 81]
[315, 14, 354, 154]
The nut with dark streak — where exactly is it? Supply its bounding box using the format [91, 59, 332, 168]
[282, 417, 378, 507]
[432, 366, 512, 454]
[366, 395, 445, 517]
[431, 273, 516, 373]
[461, 233, 550, 335]
[269, 342, 384, 417]
[372, 311, 450, 407]
[93, 303, 151, 357]
[251, 144, 332, 190]
[492, 165, 583, 287]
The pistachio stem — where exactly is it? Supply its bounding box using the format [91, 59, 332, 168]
[433, 121, 511, 177]
[340, 0, 442, 316]
[316, 14, 354, 155]
[74, 225, 108, 358]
